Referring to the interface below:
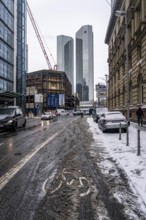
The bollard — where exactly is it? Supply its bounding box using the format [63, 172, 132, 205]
[137, 129, 141, 156]
[119, 123, 122, 140]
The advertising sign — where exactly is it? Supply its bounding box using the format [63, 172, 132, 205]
[48, 94, 59, 108]
[59, 94, 65, 107]
[34, 94, 43, 103]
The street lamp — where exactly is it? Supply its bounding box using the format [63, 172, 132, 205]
[115, 10, 130, 146]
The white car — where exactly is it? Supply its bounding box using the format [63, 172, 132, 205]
[41, 112, 53, 120]
[98, 111, 127, 132]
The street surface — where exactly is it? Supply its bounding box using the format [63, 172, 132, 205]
[0, 116, 145, 220]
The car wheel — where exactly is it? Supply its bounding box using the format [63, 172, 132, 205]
[12, 122, 17, 131]
[22, 120, 26, 128]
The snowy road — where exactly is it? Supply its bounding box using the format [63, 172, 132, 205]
[0, 116, 146, 219]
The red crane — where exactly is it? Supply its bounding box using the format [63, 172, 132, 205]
[26, 1, 53, 70]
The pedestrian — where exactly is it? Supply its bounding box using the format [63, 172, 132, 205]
[136, 107, 144, 126]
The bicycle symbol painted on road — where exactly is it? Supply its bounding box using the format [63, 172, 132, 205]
[42, 168, 91, 197]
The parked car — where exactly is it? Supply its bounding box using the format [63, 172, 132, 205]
[73, 110, 83, 116]
[41, 112, 53, 120]
[93, 107, 108, 123]
[0, 106, 26, 130]
[98, 111, 127, 132]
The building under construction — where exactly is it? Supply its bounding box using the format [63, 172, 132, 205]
[26, 69, 78, 114]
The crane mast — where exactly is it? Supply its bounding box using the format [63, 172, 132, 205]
[26, 1, 52, 70]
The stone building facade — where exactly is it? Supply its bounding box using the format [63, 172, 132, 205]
[105, 0, 146, 122]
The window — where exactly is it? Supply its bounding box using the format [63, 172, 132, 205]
[123, 86, 125, 106]
[129, 81, 133, 105]
[137, 44, 142, 61]
[137, 75, 144, 104]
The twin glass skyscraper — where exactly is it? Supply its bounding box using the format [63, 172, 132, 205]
[57, 25, 94, 101]
[0, 0, 26, 108]
[76, 25, 94, 101]
[57, 35, 74, 93]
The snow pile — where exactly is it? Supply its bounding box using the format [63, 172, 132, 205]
[87, 117, 146, 211]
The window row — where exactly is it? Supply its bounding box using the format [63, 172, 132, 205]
[0, 40, 13, 64]
[0, 21, 14, 47]
[0, 2, 14, 30]
[0, 59, 13, 80]
[1, 0, 14, 14]
[0, 78, 13, 91]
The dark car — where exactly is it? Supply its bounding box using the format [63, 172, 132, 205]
[93, 107, 108, 123]
[0, 106, 26, 130]
[73, 110, 83, 116]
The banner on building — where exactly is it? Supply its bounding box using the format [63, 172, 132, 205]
[47, 94, 65, 108]
[48, 94, 59, 108]
[59, 94, 65, 107]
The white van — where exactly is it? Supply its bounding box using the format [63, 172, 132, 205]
[56, 109, 69, 116]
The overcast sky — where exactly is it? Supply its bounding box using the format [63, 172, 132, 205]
[27, 0, 111, 89]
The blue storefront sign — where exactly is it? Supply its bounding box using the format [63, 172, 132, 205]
[48, 94, 59, 108]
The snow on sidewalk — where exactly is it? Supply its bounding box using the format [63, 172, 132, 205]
[87, 117, 146, 213]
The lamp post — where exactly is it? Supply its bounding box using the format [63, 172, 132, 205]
[115, 10, 130, 146]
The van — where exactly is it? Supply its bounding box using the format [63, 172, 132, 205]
[0, 106, 26, 130]
[56, 109, 69, 116]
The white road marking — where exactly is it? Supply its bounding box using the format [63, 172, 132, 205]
[80, 188, 90, 197]
[79, 177, 91, 197]
[42, 177, 63, 194]
[42, 178, 49, 193]
[0, 131, 60, 191]
[62, 172, 75, 186]
[51, 180, 62, 194]
[43, 167, 91, 197]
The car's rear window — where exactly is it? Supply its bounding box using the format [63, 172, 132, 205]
[96, 108, 108, 114]
[106, 113, 124, 119]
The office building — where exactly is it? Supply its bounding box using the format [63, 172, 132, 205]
[111, 0, 116, 8]
[57, 35, 74, 94]
[0, 0, 26, 109]
[105, 0, 146, 122]
[76, 25, 94, 101]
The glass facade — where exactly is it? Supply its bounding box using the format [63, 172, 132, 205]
[0, 0, 14, 93]
[0, 0, 26, 109]
[16, 0, 26, 109]
[57, 35, 74, 94]
[76, 25, 94, 101]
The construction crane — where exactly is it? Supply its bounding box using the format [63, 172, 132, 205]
[26, 1, 53, 70]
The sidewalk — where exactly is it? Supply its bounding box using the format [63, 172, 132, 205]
[87, 117, 146, 212]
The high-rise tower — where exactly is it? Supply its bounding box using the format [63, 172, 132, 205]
[57, 35, 74, 94]
[0, 0, 26, 109]
[76, 25, 94, 101]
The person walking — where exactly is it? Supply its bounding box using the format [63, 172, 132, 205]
[136, 107, 144, 126]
